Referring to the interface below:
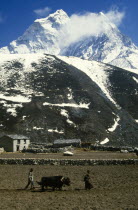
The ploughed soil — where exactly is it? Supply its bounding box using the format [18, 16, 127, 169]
[0, 164, 138, 210]
[0, 150, 137, 159]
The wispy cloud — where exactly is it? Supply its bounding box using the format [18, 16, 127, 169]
[105, 9, 125, 26]
[59, 9, 125, 48]
[34, 7, 51, 17]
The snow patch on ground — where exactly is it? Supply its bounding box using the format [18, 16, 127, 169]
[133, 76, 138, 83]
[108, 116, 120, 132]
[0, 100, 23, 116]
[43, 101, 90, 109]
[0, 94, 31, 103]
[60, 109, 76, 126]
[5, 104, 22, 117]
[22, 116, 26, 120]
[67, 88, 73, 100]
[100, 138, 109, 145]
[6, 108, 17, 117]
[48, 128, 64, 134]
[33, 126, 44, 130]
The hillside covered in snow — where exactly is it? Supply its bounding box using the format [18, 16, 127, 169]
[0, 54, 137, 146]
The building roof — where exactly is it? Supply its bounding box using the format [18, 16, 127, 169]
[4, 134, 29, 140]
[54, 139, 81, 144]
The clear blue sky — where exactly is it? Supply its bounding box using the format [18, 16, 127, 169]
[0, 0, 138, 47]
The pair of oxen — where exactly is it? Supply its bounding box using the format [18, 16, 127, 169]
[37, 176, 71, 191]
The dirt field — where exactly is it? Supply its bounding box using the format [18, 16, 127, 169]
[0, 164, 138, 210]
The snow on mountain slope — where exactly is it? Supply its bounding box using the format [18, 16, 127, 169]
[62, 12, 138, 71]
[0, 10, 69, 54]
[0, 53, 54, 100]
[58, 56, 117, 105]
[59, 55, 138, 122]
[0, 53, 137, 112]
[59, 56, 138, 105]
[0, 53, 138, 146]
[63, 35, 138, 70]
[0, 10, 138, 71]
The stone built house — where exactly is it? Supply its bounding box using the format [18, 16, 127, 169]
[53, 139, 81, 148]
[0, 135, 30, 152]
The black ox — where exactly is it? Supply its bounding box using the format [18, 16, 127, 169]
[37, 176, 71, 191]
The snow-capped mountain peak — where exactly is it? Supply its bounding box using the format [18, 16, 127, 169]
[35, 9, 69, 28]
[0, 9, 138, 71]
[62, 11, 138, 70]
[0, 10, 69, 55]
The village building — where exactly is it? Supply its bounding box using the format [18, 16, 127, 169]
[0, 134, 30, 152]
[0, 147, 4, 153]
[53, 139, 81, 148]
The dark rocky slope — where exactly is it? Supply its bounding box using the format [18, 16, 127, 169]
[0, 54, 137, 146]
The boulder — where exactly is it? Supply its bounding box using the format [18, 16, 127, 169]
[63, 151, 74, 156]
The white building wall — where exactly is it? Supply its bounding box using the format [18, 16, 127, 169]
[13, 140, 17, 152]
[13, 139, 30, 152]
[0, 147, 4, 153]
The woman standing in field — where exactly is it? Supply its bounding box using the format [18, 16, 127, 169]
[24, 168, 35, 190]
[84, 170, 93, 190]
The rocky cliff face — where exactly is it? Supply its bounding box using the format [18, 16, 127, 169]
[0, 54, 137, 146]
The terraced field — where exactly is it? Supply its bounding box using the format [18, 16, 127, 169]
[0, 151, 138, 210]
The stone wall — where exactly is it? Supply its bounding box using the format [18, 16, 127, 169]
[28, 143, 138, 153]
[23, 148, 65, 153]
[89, 145, 137, 152]
[0, 158, 137, 165]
